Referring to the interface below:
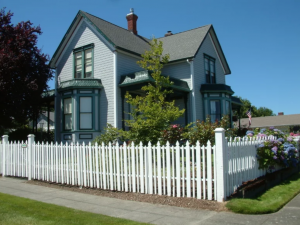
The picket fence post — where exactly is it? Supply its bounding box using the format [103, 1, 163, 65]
[214, 128, 227, 202]
[2, 135, 9, 177]
[27, 134, 35, 181]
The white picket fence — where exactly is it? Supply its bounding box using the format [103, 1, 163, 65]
[1, 129, 289, 202]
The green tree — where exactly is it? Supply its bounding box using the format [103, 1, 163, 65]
[235, 96, 274, 118]
[125, 38, 185, 144]
[256, 107, 275, 117]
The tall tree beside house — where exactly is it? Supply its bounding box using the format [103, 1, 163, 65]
[125, 38, 185, 144]
[0, 8, 53, 129]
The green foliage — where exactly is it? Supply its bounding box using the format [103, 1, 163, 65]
[183, 115, 235, 146]
[125, 38, 185, 144]
[92, 124, 126, 145]
[254, 127, 299, 171]
[290, 125, 300, 133]
[161, 124, 186, 146]
[234, 96, 275, 118]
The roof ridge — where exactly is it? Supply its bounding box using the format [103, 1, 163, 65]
[157, 24, 212, 39]
[81, 10, 150, 44]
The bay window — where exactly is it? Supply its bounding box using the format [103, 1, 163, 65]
[79, 96, 92, 129]
[64, 98, 72, 130]
[210, 100, 221, 122]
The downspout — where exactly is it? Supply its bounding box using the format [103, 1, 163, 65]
[113, 51, 118, 128]
[54, 68, 58, 142]
[187, 59, 196, 123]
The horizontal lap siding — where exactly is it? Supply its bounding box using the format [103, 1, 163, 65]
[162, 62, 192, 123]
[56, 20, 114, 133]
[162, 62, 191, 88]
[193, 34, 226, 121]
[117, 53, 142, 129]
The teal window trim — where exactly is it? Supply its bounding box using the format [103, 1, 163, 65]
[73, 43, 94, 79]
[79, 96, 93, 130]
[204, 54, 216, 84]
[203, 92, 233, 124]
[75, 91, 99, 131]
[62, 96, 73, 131]
[209, 99, 221, 122]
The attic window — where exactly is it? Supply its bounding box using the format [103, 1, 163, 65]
[73, 44, 94, 79]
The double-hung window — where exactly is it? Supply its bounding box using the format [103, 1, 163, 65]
[79, 97, 92, 129]
[204, 55, 216, 84]
[74, 44, 94, 79]
[64, 98, 72, 130]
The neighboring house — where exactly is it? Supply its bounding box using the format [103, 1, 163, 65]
[29, 112, 55, 131]
[238, 113, 300, 133]
[50, 9, 242, 143]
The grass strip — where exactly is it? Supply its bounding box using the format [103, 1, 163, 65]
[0, 192, 148, 225]
[226, 172, 300, 214]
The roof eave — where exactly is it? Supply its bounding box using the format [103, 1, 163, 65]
[50, 10, 82, 68]
[209, 26, 231, 75]
[50, 10, 117, 69]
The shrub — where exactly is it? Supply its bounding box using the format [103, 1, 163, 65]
[254, 127, 299, 171]
[161, 124, 186, 145]
[92, 124, 126, 145]
[183, 115, 235, 146]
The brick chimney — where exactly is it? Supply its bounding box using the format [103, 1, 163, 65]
[126, 8, 138, 35]
[278, 112, 284, 116]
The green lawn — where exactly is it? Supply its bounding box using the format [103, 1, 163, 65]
[0, 192, 148, 225]
[226, 172, 300, 214]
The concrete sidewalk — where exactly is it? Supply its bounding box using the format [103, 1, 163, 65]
[0, 177, 300, 225]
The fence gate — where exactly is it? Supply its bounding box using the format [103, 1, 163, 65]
[2, 135, 29, 178]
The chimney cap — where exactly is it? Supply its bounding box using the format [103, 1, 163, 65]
[127, 8, 135, 16]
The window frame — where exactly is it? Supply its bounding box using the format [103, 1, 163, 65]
[73, 43, 94, 79]
[79, 96, 93, 130]
[204, 54, 216, 84]
[209, 99, 221, 122]
[63, 97, 73, 131]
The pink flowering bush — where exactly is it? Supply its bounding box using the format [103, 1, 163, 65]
[162, 124, 186, 145]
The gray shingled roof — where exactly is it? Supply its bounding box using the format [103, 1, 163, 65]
[82, 11, 151, 55]
[158, 25, 211, 62]
[239, 114, 300, 128]
[51, 10, 228, 69]
[81, 11, 211, 62]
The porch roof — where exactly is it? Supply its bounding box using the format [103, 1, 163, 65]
[58, 79, 103, 91]
[119, 70, 190, 93]
[200, 84, 234, 95]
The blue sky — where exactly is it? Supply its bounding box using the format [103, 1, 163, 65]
[2, 0, 300, 116]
